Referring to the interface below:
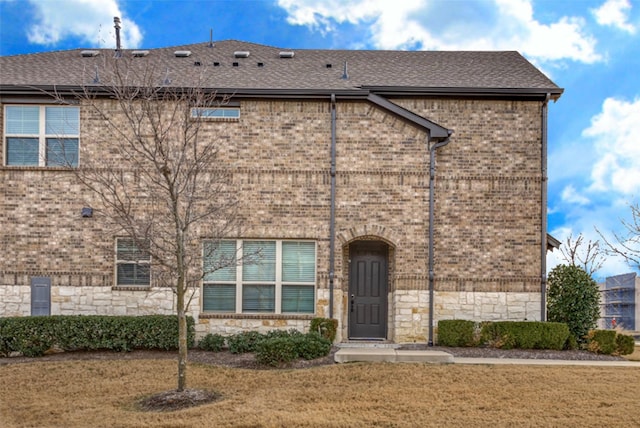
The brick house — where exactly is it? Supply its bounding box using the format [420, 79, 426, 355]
[0, 40, 562, 343]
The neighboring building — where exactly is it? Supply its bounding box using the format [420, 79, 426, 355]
[599, 273, 640, 331]
[0, 40, 563, 343]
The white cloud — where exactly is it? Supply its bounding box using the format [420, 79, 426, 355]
[584, 97, 640, 194]
[277, 0, 601, 64]
[592, 0, 636, 34]
[548, 194, 638, 279]
[561, 185, 590, 205]
[24, 0, 142, 49]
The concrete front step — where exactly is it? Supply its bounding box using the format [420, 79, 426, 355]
[334, 348, 454, 364]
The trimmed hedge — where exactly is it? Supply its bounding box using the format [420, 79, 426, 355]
[587, 329, 635, 355]
[255, 332, 331, 366]
[437, 320, 477, 347]
[436, 320, 569, 351]
[212, 329, 332, 366]
[309, 318, 338, 342]
[616, 333, 636, 355]
[0, 315, 194, 357]
[198, 333, 225, 352]
[479, 321, 569, 350]
[226, 331, 266, 354]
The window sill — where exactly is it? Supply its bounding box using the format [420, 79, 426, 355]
[200, 313, 315, 320]
[112, 286, 152, 291]
[196, 117, 240, 122]
[1, 165, 77, 171]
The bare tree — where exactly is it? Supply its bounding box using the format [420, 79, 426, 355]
[558, 232, 605, 276]
[57, 56, 241, 392]
[598, 202, 640, 270]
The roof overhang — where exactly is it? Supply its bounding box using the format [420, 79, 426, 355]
[1, 84, 563, 101]
[547, 233, 561, 252]
[366, 93, 451, 139]
[361, 86, 563, 101]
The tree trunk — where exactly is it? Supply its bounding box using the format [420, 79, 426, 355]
[177, 277, 188, 392]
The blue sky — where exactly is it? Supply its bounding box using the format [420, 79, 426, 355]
[1, 0, 639, 280]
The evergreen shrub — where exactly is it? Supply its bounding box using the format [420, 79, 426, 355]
[547, 265, 600, 343]
[198, 333, 226, 352]
[309, 317, 338, 342]
[437, 320, 477, 347]
[479, 321, 569, 350]
[0, 315, 194, 357]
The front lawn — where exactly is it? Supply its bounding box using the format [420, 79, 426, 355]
[1, 359, 639, 427]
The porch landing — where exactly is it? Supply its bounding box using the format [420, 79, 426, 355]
[334, 347, 454, 364]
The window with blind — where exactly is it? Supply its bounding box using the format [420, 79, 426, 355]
[115, 238, 151, 287]
[4, 105, 80, 167]
[191, 107, 240, 119]
[202, 240, 316, 314]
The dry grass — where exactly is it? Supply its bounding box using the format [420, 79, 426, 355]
[1, 360, 639, 428]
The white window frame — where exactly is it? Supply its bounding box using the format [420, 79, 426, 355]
[115, 238, 151, 287]
[190, 107, 240, 120]
[3, 105, 80, 167]
[202, 239, 316, 314]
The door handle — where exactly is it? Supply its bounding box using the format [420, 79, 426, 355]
[351, 294, 355, 312]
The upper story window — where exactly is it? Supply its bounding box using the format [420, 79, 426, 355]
[115, 238, 151, 287]
[202, 240, 316, 314]
[4, 105, 80, 167]
[191, 107, 240, 120]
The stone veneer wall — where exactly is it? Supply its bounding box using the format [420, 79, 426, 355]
[1, 96, 545, 342]
[390, 290, 542, 343]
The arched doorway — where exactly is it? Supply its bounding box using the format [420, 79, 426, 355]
[348, 240, 389, 339]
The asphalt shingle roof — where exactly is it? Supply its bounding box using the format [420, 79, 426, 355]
[0, 40, 562, 97]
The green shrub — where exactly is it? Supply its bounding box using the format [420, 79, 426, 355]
[0, 316, 54, 357]
[547, 265, 600, 343]
[224, 328, 332, 365]
[0, 315, 194, 357]
[586, 330, 617, 355]
[226, 331, 265, 354]
[309, 318, 338, 342]
[437, 320, 477, 347]
[564, 334, 579, 350]
[198, 333, 225, 352]
[255, 336, 299, 366]
[479, 322, 569, 350]
[293, 332, 332, 360]
[615, 334, 635, 356]
[264, 329, 304, 340]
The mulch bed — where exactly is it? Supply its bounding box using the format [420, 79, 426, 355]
[0, 344, 624, 369]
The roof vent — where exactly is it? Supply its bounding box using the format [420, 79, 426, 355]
[213, 62, 220, 67]
[257, 62, 264, 67]
[131, 50, 149, 57]
[279, 51, 295, 58]
[81, 50, 100, 57]
[326, 63, 332, 68]
[174, 50, 192, 57]
[232, 62, 239, 67]
[194, 61, 202, 66]
[234, 51, 250, 58]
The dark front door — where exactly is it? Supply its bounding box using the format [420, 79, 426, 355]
[349, 242, 388, 339]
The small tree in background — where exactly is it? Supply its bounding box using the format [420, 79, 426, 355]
[598, 201, 640, 271]
[559, 232, 605, 276]
[547, 264, 600, 344]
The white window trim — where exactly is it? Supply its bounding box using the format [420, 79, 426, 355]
[202, 239, 316, 315]
[3, 105, 80, 167]
[190, 107, 240, 120]
[115, 238, 151, 287]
